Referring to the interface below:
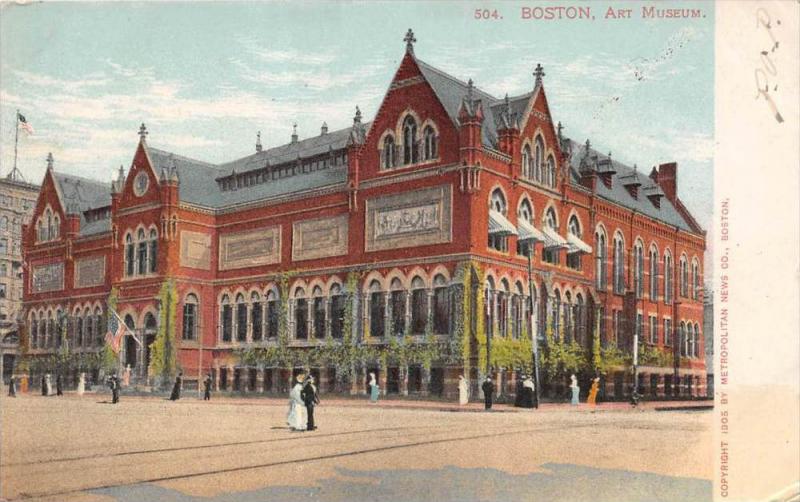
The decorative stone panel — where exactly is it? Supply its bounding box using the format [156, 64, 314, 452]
[32, 262, 64, 293]
[219, 226, 281, 270]
[180, 231, 211, 270]
[74, 256, 105, 289]
[292, 215, 348, 262]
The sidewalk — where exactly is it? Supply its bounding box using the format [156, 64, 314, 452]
[27, 390, 712, 413]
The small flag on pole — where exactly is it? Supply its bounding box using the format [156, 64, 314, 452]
[17, 112, 34, 135]
[105, 309, 126, 354]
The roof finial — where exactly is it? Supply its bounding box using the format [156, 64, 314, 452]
[354, 106, 362, 124]
[138, 123, 148, 143]
[534, 63, 545, 86]
[46, 152, 54, 170]
[321, 121, 328, 135]
[291, 123, 298, 144]
[585, 139, 591, 151]
[467, 78, 474, 102]
[256, 131, 262, 153]
[404, 28, 417, 54]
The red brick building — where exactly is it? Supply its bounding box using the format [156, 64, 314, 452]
[21, 32, 706, 400]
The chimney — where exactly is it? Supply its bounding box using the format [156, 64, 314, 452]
[654, 162, 677, 201]
[321, 122, 328, 135]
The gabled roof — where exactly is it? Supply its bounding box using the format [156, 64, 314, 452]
[565, 139, 698, 233]
[416, 59, 502, 148]
[146, 146, 347, 209]
[52, 172, 112, 237]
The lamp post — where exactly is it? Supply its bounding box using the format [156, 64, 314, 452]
[526, 245, 541, 409]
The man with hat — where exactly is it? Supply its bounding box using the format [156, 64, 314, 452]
[482, 376, 495, 410]
[302, 375, 320, 431]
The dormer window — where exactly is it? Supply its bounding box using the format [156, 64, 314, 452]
[402, 116, 419, 165]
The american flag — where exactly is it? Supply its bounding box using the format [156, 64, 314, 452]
[105, 309, 126, 354]
[17, 112, 33, 135]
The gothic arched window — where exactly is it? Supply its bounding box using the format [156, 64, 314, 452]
[382, 135, 395, 169]
[250, 292, 262, 342]
[182, 293, 198, 340]
[595, 229, 607, 289]
[546, 155, 556, 188]
[294, 287, 308, 340]
[390, 278, 406, 336]
[410, 276, 427, 334]
[432, 274, 449, 335]
[369, 280, 385, 338]
[423, 126, 437, 160]
[522, 145, 532, 179]
[312, 286, 325, 339]
[613, 233, 625, 294]
[534, 136, 544, 182]
[650, 245, 659, 301]
[136, 228, 147, 275]
[148, 228, 158, 273]
[329, 284, 345, 339]
[402, 116, 418, 165]
[634, 240, 644, 299]
[125, 233, 135, 277]
[220, 294, 232, 343]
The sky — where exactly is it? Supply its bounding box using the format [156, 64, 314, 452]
[0, 1, 713, 269]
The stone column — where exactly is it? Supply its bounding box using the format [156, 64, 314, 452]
[256, 368, 264, 393]
[400, 365, 409, 396]
[226, 365, 234, 391]
[214, 364, 220, 391]
[421, 366, 430, 396]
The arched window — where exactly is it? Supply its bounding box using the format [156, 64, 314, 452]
[546, 155, 556, 188]
[183, 294, 198, 340]
[664, 251, 674, 304]
[694, 323, 701, 358]
[595, 229, 607, 289]
[75, 311, 84, 347]
[46, 210, 53, 241]
[250, 292, 262, 341]
[389, 278, 406, 336]
[679, 321, 687, 357]
[0, 216, 7, 231]
[488, 189, 509, 252]
[423, 126, 437, 160]
[680, 255, 688, 297]
[235, 293, 247, 342]
[369, 280, 385, 338]
[687, 323, 695, 358]
[692, 260, 700, 300]
[148, 229, 158, 273]
[633, 240, 644, 299]
[432, 274, 450, 335]
[517, 198, 534, 256]
[312, 286, 326, 339]
[266, 289, 279, 339]
[402, 116, 418, 165]
[410, 277, 427, 334]
[553, 289, 562, 341]
[613, 233, 625, 294]
[40, 312, 49, 348]
[382, 135, 395, 169]
[497, 279, 509, 338]
[135, 229, 147, 275]
[649, 245, 659, 300]
[294, 287, 308, 340]
[329, 284, 345, 339]
[511, 282, 524, 340]
[485, 277, 495, 340]
[566, 215, 582, 270]
[125, 233, 135, 277]
[36, 219, 45, 242]
[30, 312, 38, 348]
[220, 294, 232, 342]
[94, 307, 103, 346]
[52, 215, 60, 239]
[542, 208, 559, 264]
[522, 145, 532, 179]
[534, 136, 544, 182]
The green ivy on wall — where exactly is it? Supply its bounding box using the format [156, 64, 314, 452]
[148, 279, 179, 386]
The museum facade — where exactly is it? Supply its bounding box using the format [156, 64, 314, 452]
[20, 33, 706, 400]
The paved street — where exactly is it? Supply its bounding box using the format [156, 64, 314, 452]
[1, 393, 712, 502]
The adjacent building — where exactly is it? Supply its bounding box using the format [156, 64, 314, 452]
[21, 33, 706, 399]
[1, 170, 39, 382]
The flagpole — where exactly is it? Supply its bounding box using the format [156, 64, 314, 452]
[13, 109, 20, 176]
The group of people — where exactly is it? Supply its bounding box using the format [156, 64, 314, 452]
[287, 374, 320, 431]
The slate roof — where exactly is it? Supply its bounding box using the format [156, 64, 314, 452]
[564, 139, 697, 232]
[146, 147, 347, 209]
[52, 172, 112, 237]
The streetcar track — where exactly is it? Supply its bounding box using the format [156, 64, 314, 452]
[1, 424, 450, 468]
[7, 424, 594, 501]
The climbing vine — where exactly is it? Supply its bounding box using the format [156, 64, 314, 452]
[148, 279, 179, 386]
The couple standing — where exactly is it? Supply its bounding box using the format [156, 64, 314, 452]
[287, 374, 320, 431]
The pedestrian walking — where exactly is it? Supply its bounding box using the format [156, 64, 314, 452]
[20, 374, 28, 393]
[203, 374, 212, 401]
[77, 372, 85, 396]
[368, 372, 379, 403]
[56, 374, 63, 396]
[286, 374, 307, 431]
[458, 375, 469, 406]
[302, 375, 320, 431]
[45, 374, 52, 396]
[587, 377, 600, 407]
[570, 374, 580, 406]
[8, 376, 17, 397]
[514, 375, 524, 407]
[482, 376, 494, 410]
[123, 364, 131, 387]
[41, 375, 47, 396]
[169, 372, 182, 401]
[108, 374, 120, 404]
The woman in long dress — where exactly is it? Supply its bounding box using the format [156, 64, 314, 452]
[458, 375, 469, 405]
[287, 375, 307, 431]
[570, 374, 580, 405]
[368, 372, 379, 403]
[169, 372, 183, 401]
[522, 376, 535, 408]
[587, 377, 600, 407]
[77, 373, 85, 396]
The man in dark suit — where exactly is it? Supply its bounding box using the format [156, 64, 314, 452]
[108, 374, 120, 404]
[203, 374, 212, 401]
[56, 374, 63, 396]
[482, 377, 495, 410]
[301, 376, 320, 431]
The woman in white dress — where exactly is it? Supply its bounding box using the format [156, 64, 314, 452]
[76, 372, 85, 396]
[286, 374, 308, 431]
[458, 375, 469, 405]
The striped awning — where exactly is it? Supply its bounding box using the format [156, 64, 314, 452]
[542, 225, 569, 249]
[517, 219, 545, 243]
[566, 232, 592, 254]
[488, 210, 518, 236]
